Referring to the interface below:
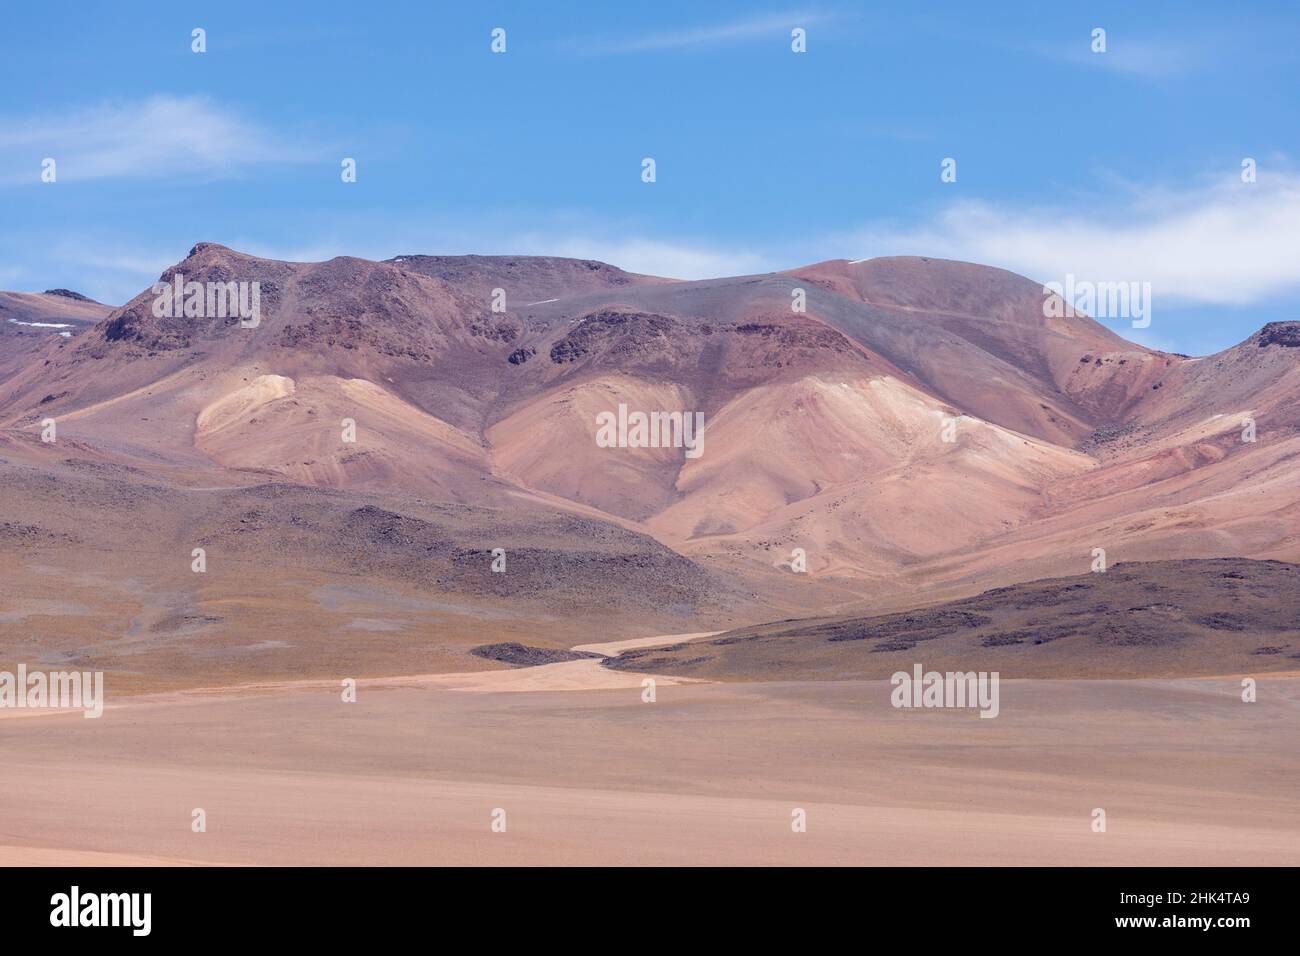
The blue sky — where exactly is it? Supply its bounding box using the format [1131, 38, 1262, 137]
[1, 0, 1297, 355]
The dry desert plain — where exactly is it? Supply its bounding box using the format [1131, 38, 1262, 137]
[2, 631, 1298, 866]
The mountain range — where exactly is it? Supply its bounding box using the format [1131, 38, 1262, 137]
[2, 243, 1298, 688]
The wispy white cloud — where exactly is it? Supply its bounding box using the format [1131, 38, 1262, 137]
[237, 228, 770, 281]
[964, 23, 1216, 80]
[1123, 327, 1185, 354]
[505, 234, 769, 280]
[52, 245, 176, 278]
[235, 241, 361, 265]
[841, 172, 1300, 307]
[1056, 36, 1199, 77]
[16, 240, 180, 304]
[0, 95, 322, 184]
[573, 10, 827, 55]
[859, 124, 936, 143]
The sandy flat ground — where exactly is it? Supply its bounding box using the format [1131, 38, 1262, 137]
[1, 657, 1297, 866]
[571, 630, 721, 656]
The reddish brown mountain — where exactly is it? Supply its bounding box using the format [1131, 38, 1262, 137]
[1, 243, 1298, 685]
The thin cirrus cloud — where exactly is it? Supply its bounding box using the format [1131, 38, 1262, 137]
[509, 234, 770, 280]
[255, 233, 769, 282]
[1054, 37, 1198, 77]
[572, 10, 825, 55]
[15, 240, 190, 305]
[842, 172, 1300, 309]
[0, 95, 321, 184]
[969, 24, 1218, 80]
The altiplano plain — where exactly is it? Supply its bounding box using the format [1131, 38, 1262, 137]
[3, 668, 1297, 865]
